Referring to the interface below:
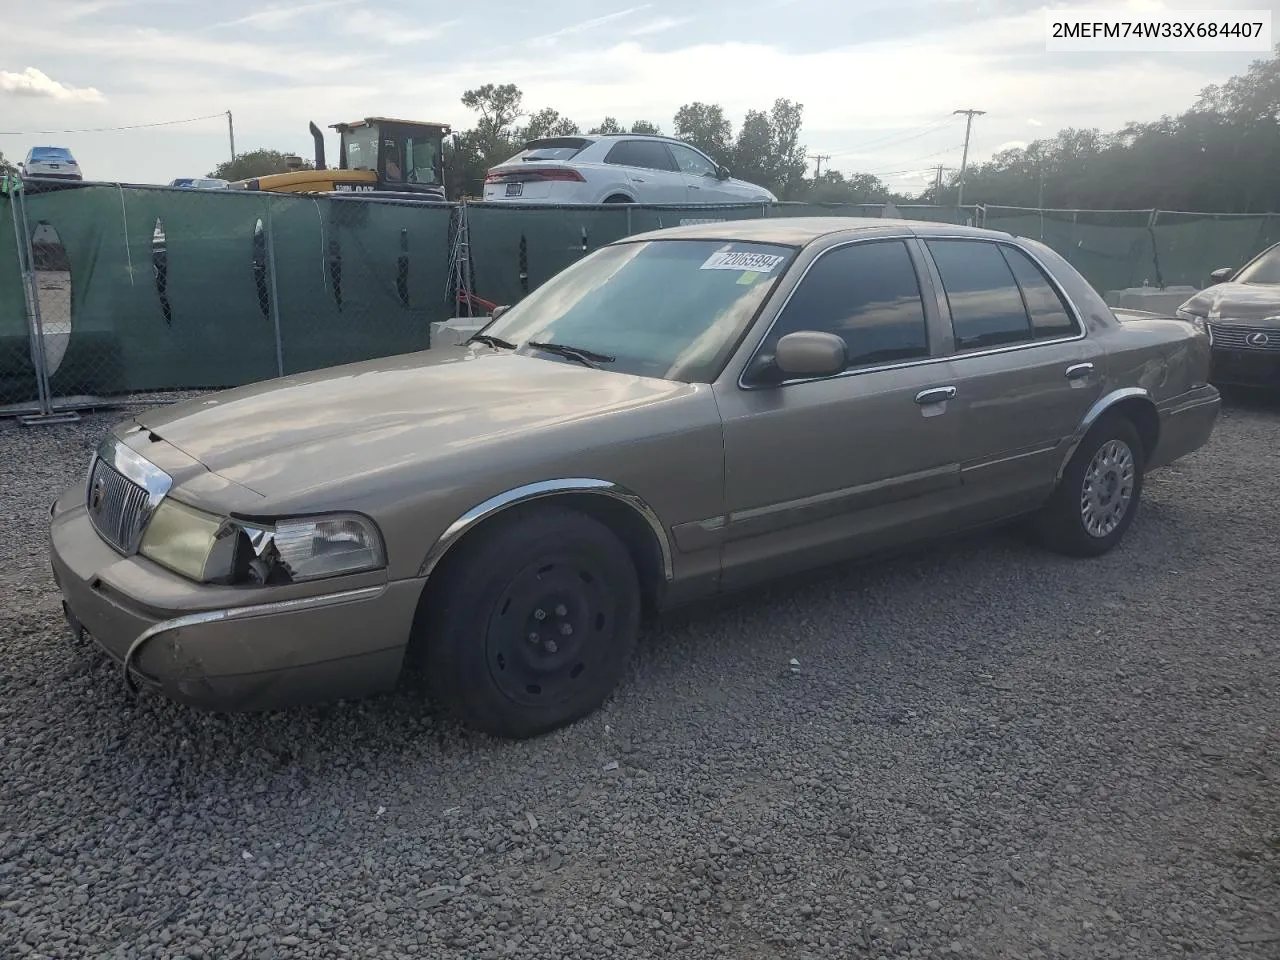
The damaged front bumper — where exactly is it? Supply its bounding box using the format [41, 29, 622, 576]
[49, 485, 423, 711]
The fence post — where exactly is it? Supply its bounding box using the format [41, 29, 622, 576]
[626, 205, 632, 235]
[1147, 209, 1165, 290]
[9, 184, 57, 422]
[264, 199, 285, 378]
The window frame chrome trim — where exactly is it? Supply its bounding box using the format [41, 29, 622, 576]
[734, 233, 1089, 391]
[417, 478, 675, 582]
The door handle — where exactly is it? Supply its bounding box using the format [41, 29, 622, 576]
[914, 386, 957, 405]
[689, 184, 700, 190]
[1065, 362, 1095, 380]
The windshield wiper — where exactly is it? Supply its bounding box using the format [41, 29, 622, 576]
[465, 333, 516, 349]
[525, 341, 616, 369]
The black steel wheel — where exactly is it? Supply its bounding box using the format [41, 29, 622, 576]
[415, 505, 641, 739]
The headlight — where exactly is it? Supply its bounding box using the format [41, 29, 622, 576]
[1176, 307, 1209, 333]
[139, 499, 232, 582]
[139, 500, 385, 585]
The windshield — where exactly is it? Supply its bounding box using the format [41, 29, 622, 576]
[343, 127, 378, 171]
[1233, 244, 1280, 285]
[31, 147, 74, 163]
[481, 239, 797, 382]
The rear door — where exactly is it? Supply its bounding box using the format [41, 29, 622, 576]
[601, 139, 689, 203]
[921, 237, 1106, 507]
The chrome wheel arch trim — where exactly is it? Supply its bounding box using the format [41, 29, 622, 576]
[1055, 386, 1154, 483]
[418, 478, 675, 581]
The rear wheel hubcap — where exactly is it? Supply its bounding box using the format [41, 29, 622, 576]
[1080, 439, 1135, 538]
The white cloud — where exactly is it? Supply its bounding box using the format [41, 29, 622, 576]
[1027, 118, 1044, 126]
[628, 16, 690, 36]
[337, 13, 459, 44]
[214, 0, 362, 29]
[526, 7, 652, 47]
[0, 67, 105, 103]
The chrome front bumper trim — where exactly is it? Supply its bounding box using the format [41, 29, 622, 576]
[120, 584, 387, 696]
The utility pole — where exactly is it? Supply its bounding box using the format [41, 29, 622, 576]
[808, 154, 831, 178]
[953, 108, 985, 206]
[227, 110, 236, 162]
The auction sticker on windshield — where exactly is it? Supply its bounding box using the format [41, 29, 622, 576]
[701, 249, 787, 273]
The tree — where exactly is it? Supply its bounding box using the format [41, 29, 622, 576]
[589, 118, 662, 135]
[461, 82, 525, 159]
[0, 150, 15, 176]
[208, 149, 312, 181]
[519, 108, 580, 142]
[673, 102, 733, 162]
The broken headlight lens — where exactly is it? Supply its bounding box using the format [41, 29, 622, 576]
[266, 515, 386, 583]
[139, 501, 385, 585]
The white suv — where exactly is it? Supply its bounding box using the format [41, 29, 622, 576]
[482, 134, 777, 205]
[21, 146, 83, 180]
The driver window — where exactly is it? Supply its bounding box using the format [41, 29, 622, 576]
[404, 136, 439, 184]
[762, 240, 930, 370]
[669, 143, 717, 177]
[383, 139, 402, 181]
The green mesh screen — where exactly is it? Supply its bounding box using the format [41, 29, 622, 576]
[1150, 212, 1279, 288]
[982, 207, 1157, 294]
[465, 203, 633, 307]
[267, 194, 453, 376]
[0, 192, 38, 405]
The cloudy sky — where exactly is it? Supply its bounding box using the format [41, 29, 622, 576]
[0, 0, 1274, 190]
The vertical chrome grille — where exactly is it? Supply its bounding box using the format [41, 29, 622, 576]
[87, 457, 153, 553]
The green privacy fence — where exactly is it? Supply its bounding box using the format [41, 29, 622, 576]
[3, 183, 1278, 413]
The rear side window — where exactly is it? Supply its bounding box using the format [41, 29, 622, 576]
[604, 140, 678, 172]
[762, 240, 930, 370]
[1000, 246, 1079, 339]
[927, 240, 1032, 350]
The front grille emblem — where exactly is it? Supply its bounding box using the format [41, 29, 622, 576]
[89, 477, 106, 513]
[1246, 331, 1271, 346]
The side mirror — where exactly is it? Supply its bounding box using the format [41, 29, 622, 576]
[490, 304, 511, 320]
[716, 165, 731, 181]
[773, 331, 847, 379]
[1207, 267, 1235, 285]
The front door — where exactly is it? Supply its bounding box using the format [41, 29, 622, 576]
[602, 139, 689, 203]
[712, 237, 969, 591]
[667, 141, 732, 202]
[920, 238, 1106, 510]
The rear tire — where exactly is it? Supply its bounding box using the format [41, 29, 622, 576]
[1033, 413, 1145, 557]
[603, 194, 632, 204]
[414, 506, 641, 739]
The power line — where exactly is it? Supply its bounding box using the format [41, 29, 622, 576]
[822, 115, 958, 160]
[0, 112, 228, 136]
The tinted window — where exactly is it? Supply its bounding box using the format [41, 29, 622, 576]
[1000, 246, 1078, 339]
[604, 140, 678, 172]
[927, 240, 1032, 349]
[764, 240, 930, 370]
[668, 142, 717, 177]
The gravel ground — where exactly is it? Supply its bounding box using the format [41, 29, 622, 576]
[1, 392, 1277, 960]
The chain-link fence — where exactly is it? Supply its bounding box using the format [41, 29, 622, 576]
[3, 182, 1278, 417]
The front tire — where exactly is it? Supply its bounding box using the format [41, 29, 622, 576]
[414, 506, 641, 739]
[1033, 413, 1145, 557]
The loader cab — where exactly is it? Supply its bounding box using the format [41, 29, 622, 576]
[327, 118, 451, 198]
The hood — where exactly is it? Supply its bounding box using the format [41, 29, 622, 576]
[1179, 282, 1280, 325]
[134, 347, 698, 501]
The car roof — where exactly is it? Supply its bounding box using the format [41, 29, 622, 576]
[621, 216, 1015, 247]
